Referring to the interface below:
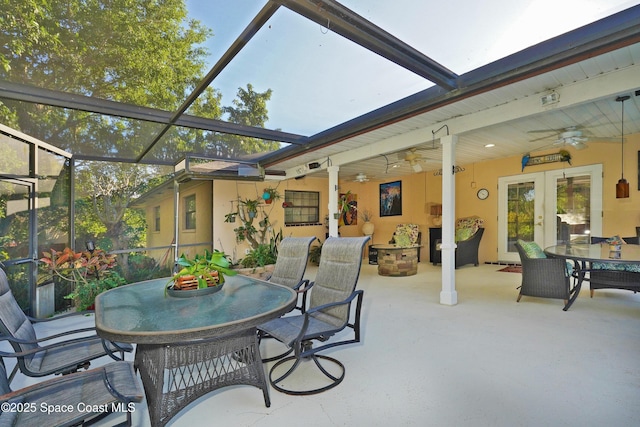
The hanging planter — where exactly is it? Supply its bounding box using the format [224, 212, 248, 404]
[241, 198, 259, 219]
[262, 187, 280, 205]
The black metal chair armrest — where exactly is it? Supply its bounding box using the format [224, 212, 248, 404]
[0, 326, 97, 345]
[295, 290, 364, 356]
[0, 334, 108, 358]
[293, 279, 312, 292]
[27, 310, 96, 323]
[12, 327, 97, 344]
[304, 289, 361, 316]
[101, 339, 133, 361]
[101, 362, 144, 403]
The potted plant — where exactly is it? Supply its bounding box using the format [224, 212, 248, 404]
[241, 198, 260, 219]
[64, 273, 126, 311]
[224, 212, 237, 223]
[309, 241, 323, 265]
[359, 208, 375, 236]
[262, 187, 281, 204]
[234, 231, 282, 279]
[167, 249, 237, 294]
[239, 243, 278, 269]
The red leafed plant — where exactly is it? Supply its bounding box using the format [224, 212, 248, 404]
[40, 247, 117, 285]
[40, 247, 122, 311]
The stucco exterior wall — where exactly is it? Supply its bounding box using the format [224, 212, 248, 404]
[140, 132, 639, 267]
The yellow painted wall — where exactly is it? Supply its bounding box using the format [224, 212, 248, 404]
[144, 180, 212, 266]
[424, 133, 640, 263]
[142, 132, 639, 266]
[337, 173, 430, 245]
[338, 132, 639, 264]
[145, 192, 174, 267]
[212, 177, 330, 263]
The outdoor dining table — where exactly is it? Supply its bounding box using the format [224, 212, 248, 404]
[94, 275, 296, 427]
[544, 243, 640, 311]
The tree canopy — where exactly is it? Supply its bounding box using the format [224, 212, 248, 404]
[0, 0, 279, 160]
[0, 0, 279, 274]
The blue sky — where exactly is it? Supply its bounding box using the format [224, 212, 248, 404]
[185, 0, 636, 137]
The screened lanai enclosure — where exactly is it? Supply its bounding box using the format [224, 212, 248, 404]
[2, 1, 640, 315]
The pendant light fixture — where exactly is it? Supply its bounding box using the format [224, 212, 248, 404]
[615, 95, 630, 199]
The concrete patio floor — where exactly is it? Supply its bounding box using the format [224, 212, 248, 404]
[7, 262, 640, 426]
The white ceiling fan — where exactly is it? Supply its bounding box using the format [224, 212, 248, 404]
[529, 126, 618, 150]
[552, 128, 589, 150]
[353, 172, 370, 183]
[403, 148, 425, 172]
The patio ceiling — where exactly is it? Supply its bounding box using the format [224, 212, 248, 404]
[1, 1, 640, 180]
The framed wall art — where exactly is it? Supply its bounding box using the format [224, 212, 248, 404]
[379, 181, 402, 217]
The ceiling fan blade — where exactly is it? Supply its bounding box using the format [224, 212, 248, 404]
[527, 129, 560, 134]
[530, 134, 555, 143]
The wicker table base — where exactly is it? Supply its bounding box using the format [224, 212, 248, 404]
[135, 328, 269, 427]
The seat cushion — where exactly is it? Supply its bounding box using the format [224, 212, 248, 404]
[591, 262, 640, 273]
[455, 216, 484, 242]
[455, 227, 474, 242]
[393, 224, 420, 246]
[517, 239, 546, 259]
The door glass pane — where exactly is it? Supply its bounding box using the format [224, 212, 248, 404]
[556, 175, 590, 245]
[0, 179, 33, 310]
[507, 181, 535, 253]
[0, 179, 32, 262]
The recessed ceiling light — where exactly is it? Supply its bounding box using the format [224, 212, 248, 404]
[484, 143, 495, 148]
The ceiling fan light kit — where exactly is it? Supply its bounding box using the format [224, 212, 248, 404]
[354, 173, 370, 183]
[615, 95, 630, 199]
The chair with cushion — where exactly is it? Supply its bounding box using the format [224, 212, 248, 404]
[0, 359, 143, 427]
[588, 235, 640, 297]
[515, 240, 570, 306]
[258, 236, 370, 395]
[389, 224, 422, 261]
[0, 268, 132, 384]
[434, 216, 485, 268]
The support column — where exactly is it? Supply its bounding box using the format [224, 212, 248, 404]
[440, 134, 458, 305]
[327, 165, 340, 237]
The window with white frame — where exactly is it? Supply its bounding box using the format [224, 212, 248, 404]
[185, 195, 196, 230]
[154, 206, 160, 232]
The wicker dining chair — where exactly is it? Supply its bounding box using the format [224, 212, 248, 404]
[258, 236, 370, 395]
[0, 359, 143, 427]
[0, 268, 132, 384]
[514, 240, 570, 306]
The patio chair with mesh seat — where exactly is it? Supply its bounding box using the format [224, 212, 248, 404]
[0, 359, 143, 427]
[258, 236, 370, 395]
[260, 236, 317, 362]
[0, 268, 132, 384]
[268, 236, 317, 312]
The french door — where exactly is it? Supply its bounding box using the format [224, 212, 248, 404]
[497, 165, 602, 262]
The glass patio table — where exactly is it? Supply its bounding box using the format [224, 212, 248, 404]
[544, 244, 640, 311]
[95, 275, 296, 427]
